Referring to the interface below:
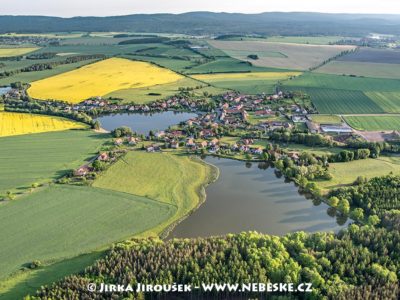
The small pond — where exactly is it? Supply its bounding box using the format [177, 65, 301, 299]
[169, 157, 348, 238]
[95, 111, 197, 134]
[0, 87, 11, 96]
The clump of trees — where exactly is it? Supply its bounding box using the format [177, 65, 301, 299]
[328, 175, 400, 217]
[111, 126, 134, 138]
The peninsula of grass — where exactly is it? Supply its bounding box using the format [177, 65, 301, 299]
[92, 151, 218, 236]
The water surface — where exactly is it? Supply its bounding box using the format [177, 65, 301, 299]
[96, 111, 197, 134]
[0, 87, 11, 95]
[169, 157, 348, 238]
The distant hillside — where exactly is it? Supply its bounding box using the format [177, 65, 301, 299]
[1, 12, 400, 36]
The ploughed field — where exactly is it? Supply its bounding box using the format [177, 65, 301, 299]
[28, 57, 183, 103]
[316, 48, 400, 79]
[0, 112, 87, 137]
[209, 40, 356, 70]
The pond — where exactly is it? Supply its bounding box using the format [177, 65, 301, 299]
[95, 111, 197, 135]
[0, 87, 11, 95]
[169, 157, 348, 238]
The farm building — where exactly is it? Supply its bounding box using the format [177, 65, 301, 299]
[321, 125, 353, 134]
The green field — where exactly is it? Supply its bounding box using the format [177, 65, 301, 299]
[291, 87, 383, 114]
[185, 57, 278, 74]
[284, 73, 400, 114]
[93, 151, 217, 235]
[0, 130, 107, 194]
[365, 92, 400, 113]
[106, 76, 226, 103]
[0, 184, 175, 280]
[316, 61, 400, 79]
[316, 156, 400, 190]
[254, 140, 343, 156]
[344, 116, 400, 131]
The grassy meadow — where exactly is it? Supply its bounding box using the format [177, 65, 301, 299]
[0, 112, 87, 137]
[316, 156, 400, 191]
[0, 130, 107, 194]
[308, 114, 343, 124]
[0, 184, 175, 280]
[0, 47, 39, 57]
[344, 116, 400, 131]
[93, 151, 218, 235]
[28, 58, 183, 103]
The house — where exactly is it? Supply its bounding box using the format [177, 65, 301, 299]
[171, 140, 179, 149]
[252, 147, 263, 155]
[209, 138, 219, 146]
[97, 152, 109, 161]
[114, 138, 124, 146]
[292, 115, 307, 123]
[186, 138, 196, 147]
[198, 141, 208, 148]
[154, 131, 166, 138]
[74, 165, 91, 177]
[128, 137, 139, 145]
[254, 109, 272, 117]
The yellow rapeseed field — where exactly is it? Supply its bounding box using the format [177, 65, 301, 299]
[192, 71, 301, 81]
[28, 57, 183, 103]
[0, 47, 39, 57]
[0, 112, 87, 137]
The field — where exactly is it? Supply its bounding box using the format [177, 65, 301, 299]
[284, 73, 400, 114]
[106, 77, 226, 104]
[209, 40, 355, 70]
[337, 48, 400, 64]
[28, 58, 183, 103]
[316, 156, 400, 191]
[192, 71, 301, 94]
[308, 114, 343, 124]
[290, 87, 383, 114]
[0, 112, 87, 137]
[344, 116, 400, 131]
[0, 184, 175, 280]
[0, 59, 99, 86]
[0, 130, 107, 194]
[364, 92, 400, 113]
[264, 36, 345, 45]
[316, 61, 400, 79]
[185, 57, 278, 74]
[0, 47, 39, 57]
[93, 151, 217, 235]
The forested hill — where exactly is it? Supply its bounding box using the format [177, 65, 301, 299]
[1, 12, 400, 35]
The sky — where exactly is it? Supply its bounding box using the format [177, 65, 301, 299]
[1, 0, 400, 17]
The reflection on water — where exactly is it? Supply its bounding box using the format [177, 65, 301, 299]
[95, 111, 197, 134]
[169, 157, 348, 239]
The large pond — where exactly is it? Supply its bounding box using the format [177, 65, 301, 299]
[0, 87, 11, 95]
[169, 157, 348, 238]
[96, 111, 197, 134]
